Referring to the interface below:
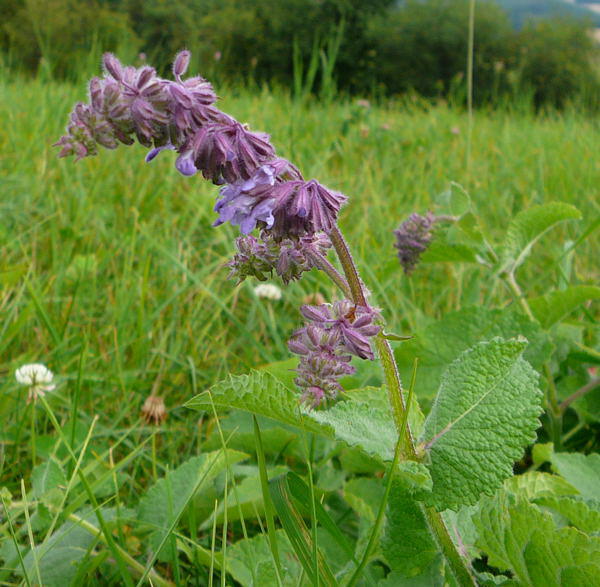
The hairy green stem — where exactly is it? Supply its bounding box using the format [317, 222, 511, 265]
[329, 225, 475, 585]
[308, 249, 352, 298]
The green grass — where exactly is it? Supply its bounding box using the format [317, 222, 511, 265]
[0, 77, 598, 583]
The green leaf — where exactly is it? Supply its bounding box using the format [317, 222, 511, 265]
[473, 491, 600, 586]
[501, 202, 581, 271]
[396, 461, 433, 495]
[344, 478, 385, 522]
[550, 452, 600, 501]
[421, 338, 543, 510]
[185, 370, 306, 430]
[19, 508, 127, 587]
[395, 306, 552, 401]
[421, 240, 478, 264]
[504, 471, 578, 500]
[137, 449, 247, 562]
[226, 529, 302, 586]
[31, 458, 66, 501]
[528, 286, 600, 329]
[534, 496, 600, 534]
[200, 465, 289, 529]
[307, 400, 397, 461]
[381, 480, 444, 584]
[188, 374, 420, 462]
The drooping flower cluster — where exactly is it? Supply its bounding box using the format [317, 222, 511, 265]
[227, 231, 331, 285]
[55, 51, 346, 240]
[288, 300, 380, 407]
[393, 212, 436, 274]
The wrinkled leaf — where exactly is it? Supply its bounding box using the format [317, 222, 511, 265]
[421, 338, 543, 510]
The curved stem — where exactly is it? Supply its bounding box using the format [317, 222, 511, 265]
[328, 225, 475, 585]
[329, 227, 366, 306]
[560, 377, 600, 413]
[307, 250, 352, 298]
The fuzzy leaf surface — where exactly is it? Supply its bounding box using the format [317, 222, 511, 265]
[137, 449, 247, 561]
[395, 307, 552, 401]
[226, 529, 302, 586]
[187, 373, 418, 461]
[473, 491, 600, 586]
[421, 338, 543, 510]
[501, 202, 581, 271]
[528, 285, 600, 329]
[535, 496, 600, 534]
[550, 452, 600, 501]
[381, 480, 444, 584]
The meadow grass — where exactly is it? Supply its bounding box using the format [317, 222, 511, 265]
[0, 77, 598, 582]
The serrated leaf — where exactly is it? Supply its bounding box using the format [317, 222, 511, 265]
[501, 202, 581, 271]
[421, 338, 543, 510]
[535, 495, 600, 533]
[381, 480, 444, 583]
[187, 374, 420, 462]
[395, 306, 552, 401]
[504, 471, 578, 500]
[473, 491, 600, 586]
[226, 529, 302, 586]
[528, 285, 600, 329]
[185, 370, 306, 429]
[550, 452, 600, 501]
[137, 449, 247, 561]
[307, 401, 397, 461]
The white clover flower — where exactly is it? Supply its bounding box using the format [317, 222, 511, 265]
[253, 283, 282, 301]
[15, 363, 56, 403]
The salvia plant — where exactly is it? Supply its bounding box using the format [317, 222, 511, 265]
[4, 52, 598, 586]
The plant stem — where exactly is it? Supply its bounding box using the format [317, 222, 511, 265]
[560, 377, 600, 413]
[308, 250, 352, 298]
[329, 227, 366, 306]
[328, 225, 475, 585]
[502, 270, 562, 447]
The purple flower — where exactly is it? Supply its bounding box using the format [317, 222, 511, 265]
[213, 159, 301, 233]
[213, 160, 346, 238]
[227, 231, 331, 285]
[394, 212, 436, 274]
[184, 119, 276, 184]
[269, 179, 347, 238]
[288, 323, 355, 407]
[300, 300, 380, 360]
[289, 299, 380, 407]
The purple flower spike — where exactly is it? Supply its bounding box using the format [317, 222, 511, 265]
[213, 159, 301, 233]
[394, 212, 436, 274]
[289, 298, 380, 407]
[226, 231, 331, 284]
[269, 179, 347, 238]
[301, 300, 380, 360]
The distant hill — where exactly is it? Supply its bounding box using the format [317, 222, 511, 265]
[495, 0, 600, 28]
